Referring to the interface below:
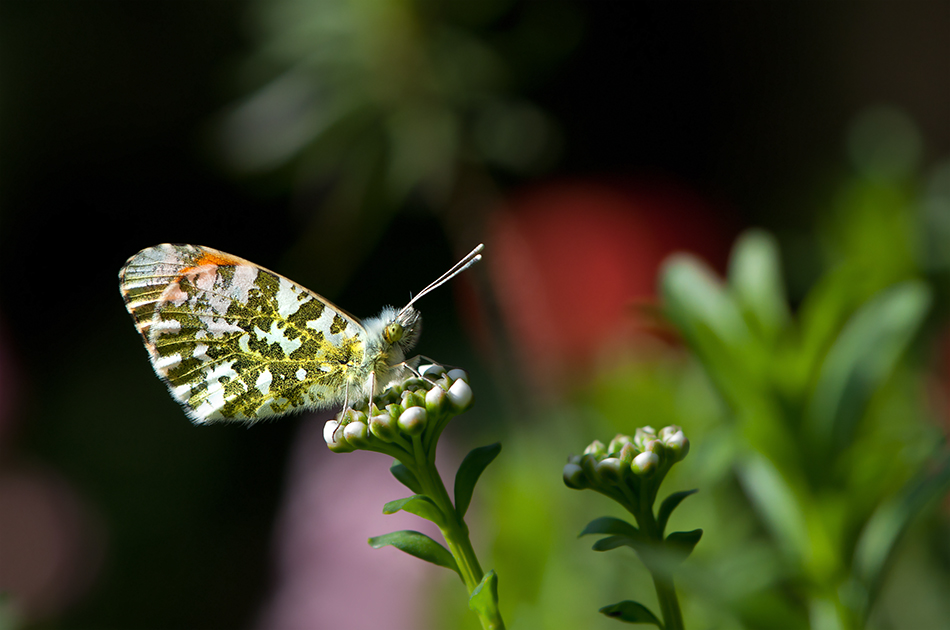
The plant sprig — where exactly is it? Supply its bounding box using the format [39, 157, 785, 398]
[325, 365, 504, 630]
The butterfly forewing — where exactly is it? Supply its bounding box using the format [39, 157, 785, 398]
[119, 244, 367, 423]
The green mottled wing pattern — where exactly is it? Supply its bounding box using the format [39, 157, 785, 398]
[119, 244, 368, 423]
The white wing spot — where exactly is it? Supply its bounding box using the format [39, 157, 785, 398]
[254, 320, 303, 356]
[171, 384, 191, 402]
[193, 343, 210, 361]
[276, 278, 305, 318]
[153, 353, 182, 373]
[230, 265, 258, 305]
[205, 316, 244, 338]
[151, 319, 182, 336]
[255, 369, 273, 395]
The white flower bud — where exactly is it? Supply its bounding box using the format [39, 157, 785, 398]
[634, 426, 657, 450]
[608, 434, 633, 454]
[631, 451, 659, 476]
[658, 425, 680, 441]
[343, 421, 370, 447]
[596, 457, 624, 483]
[447, 368, 469, 382]
[398, 406, 428, 436]
[370, 414, 398, 442]
[563, 463, 586, 489]
[584, 440, 607, 457]
[661, 428, 689, 461]
[324, 420, 355, 453]
[620, 442, 638, 467]
[324, 420, 340, 444]
[447, 378, 473, 409]
[420, 364, 447, 377]
[425, 385, 446, 413]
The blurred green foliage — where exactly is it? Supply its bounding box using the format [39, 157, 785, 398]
[221, 0, 580, 292]
[2, 2, 948, 628]
[454, 153, 950, 629]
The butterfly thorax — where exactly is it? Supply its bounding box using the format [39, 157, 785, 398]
[354, 305, 422, 401]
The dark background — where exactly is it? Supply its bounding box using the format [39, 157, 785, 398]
[0, 2, 947, 628]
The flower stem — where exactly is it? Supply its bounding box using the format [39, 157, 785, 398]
[633, 478, 684, 630]
[412, 439, 505, 630]
[653, 574, 684, 630]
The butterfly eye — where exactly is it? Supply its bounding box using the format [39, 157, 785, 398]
[384, 322, 404, 344]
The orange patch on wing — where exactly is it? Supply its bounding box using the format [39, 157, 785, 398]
[196, 251, 241, 267]
[177, 250, 242, 279]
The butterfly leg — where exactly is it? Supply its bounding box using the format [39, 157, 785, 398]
[401, 355, 450, 390]
[368, 369, 379, 414]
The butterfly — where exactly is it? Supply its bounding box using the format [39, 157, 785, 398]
[118, 243, 483, 424]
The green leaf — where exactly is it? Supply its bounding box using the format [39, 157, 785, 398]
[591, 535, 642, 553]
[382, 494, 446, 527]
[853, 452, 950, 601]
[665, 529, 703, 563]
[661, 254, 766, 413]
[390, 460, 423, 494]
[368, 530, 460, 575]
[661, 254, 749, 351]
[468, 570, 503, 628]
[579, 516, 640, 539]
[454, 443, 501, 519]
[599, 600, 663, 626]
[805, 280, 930, 451]
[728, 229, 790, 339]
[737, 454, 809, 562]
[657, 489, 698, 536]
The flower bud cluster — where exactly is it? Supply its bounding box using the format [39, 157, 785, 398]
[324, 365, 474, 453]
[563, 425, 690, 491]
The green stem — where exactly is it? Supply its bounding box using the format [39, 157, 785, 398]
[633, 477, 684, 630]
[411, 438, 505, 630]
[652, 574, 684, 630]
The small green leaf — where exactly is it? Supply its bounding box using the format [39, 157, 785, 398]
[391, 460, 423, 494]
[468, 570, 503, 627]
[591, 535, 642, 553]
[728, 229, 790, 339]
[737, 454, 809, 561]
[854, 452, 950, 600]
[454, 443, 501, 519]
[805, 280, 930, 451]
[368, 530, 459, 575]
[661, 254, 750, 351]
[579, 516, 640, 539]
[657, 489, 698, 536]
[661, 254, 763, 410]
[665, 528, 703, 562]
[382, 495, 446, 527]
[599, 600, 663, 626]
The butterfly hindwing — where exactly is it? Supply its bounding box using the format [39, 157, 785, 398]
[119, 244, 368, 423]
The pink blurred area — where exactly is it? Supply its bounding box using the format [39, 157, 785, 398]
[0, 319, 18, 452]
[487, 178, 734, 391]
[255, 415, 450, 630]
[0, 315, 103, 624]
[0, 465, 104, 622]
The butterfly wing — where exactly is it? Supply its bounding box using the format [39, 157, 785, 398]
[119, 244, 368, 423]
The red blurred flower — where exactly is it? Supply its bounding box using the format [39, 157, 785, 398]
[486, 178, 733, 392]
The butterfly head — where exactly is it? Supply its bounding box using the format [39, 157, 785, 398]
[386, 305, 422, 351]
[379, 243, 482, 354]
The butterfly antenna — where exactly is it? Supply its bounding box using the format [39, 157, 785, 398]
[399, 244, 484, 315]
